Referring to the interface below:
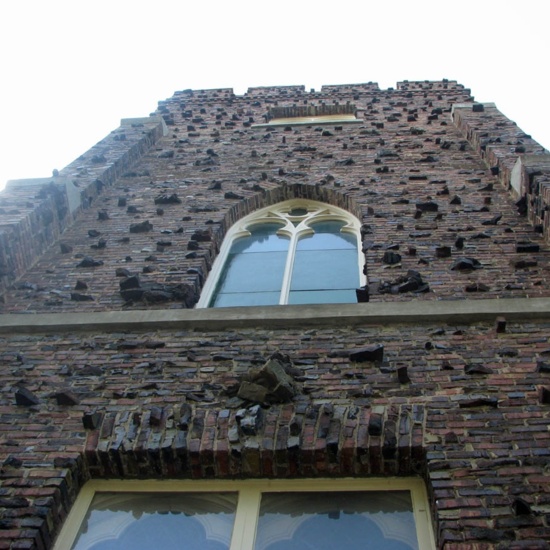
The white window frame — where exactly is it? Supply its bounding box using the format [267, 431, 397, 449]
[252, 114, 362, 128]
[54, 477, 435, 550]
[197, 199, 366, 308]
[252, 104, 361, 128]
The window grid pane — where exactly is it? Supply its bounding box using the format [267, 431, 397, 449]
[211, 222, 289, 307]
[253, 491, 419, 550]
[288, 289, 358, 304]
[72, 492, 238, 550]
[215, 252, 288, 293]
[212, 291, 281, 308]
[290, 249, 360, 292]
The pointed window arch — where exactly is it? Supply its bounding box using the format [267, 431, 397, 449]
[197, 200, 365, 308]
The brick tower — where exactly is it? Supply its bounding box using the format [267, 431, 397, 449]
[1, 80, 550, 548]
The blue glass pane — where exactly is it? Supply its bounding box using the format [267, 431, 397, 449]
[308, 221, 346, 233]
[215, 251, 287, 294]
[212, 292, 281, 308]
[297, 224, 357, 251]
[290, 249, 359, 291]
[231, 224, 289, 254]
[254, 491, 418, 550]
[289, 208, 309, 216]
[210, 223, 289, 307]
[288, 289, 357, 304]
[73, 493, 237, 550]
[210, 218, 360, 308]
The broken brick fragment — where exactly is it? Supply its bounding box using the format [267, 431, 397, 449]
[451, 257, 481, 271]
[77, 256, 104, 268]
[349, 345, 384, 363]
[464, 364, 494, 375]
[459, 397, 498, 408]
[129, 221, 153, 233]
[82, 411, 104, 430]
[516, 242, 540, 253]
[15, 387, 40, 407]
[154, 193, 181, 205]
[416, 201, 439, 212]
[368, 413, 383, 436]
[495, 317, 507, 333]
[54, 390, 80, 406]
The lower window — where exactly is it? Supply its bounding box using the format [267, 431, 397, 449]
[55, 479, 434, 550]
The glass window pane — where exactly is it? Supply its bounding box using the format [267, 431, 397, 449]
[212, 291, 281, 307]
[297, 232, 357, 251]
[210, 224, 290, 307]
[214, 251, 288, 294]
[308, 221, 346, 233]
[254, 491, 418, 550]
[72, 492, 237, 550]
[289, 208, 308, 217]
[288, 289, 358, 305]
[297, 222, 357, 251]
[295, 233, 345, 250]
[231, 224, 289, 254]
[290, 249, 359, 291]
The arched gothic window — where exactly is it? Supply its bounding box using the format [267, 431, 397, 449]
[197, 200, 364, 308]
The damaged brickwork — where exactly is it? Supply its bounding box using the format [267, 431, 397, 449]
[1, 81, 550, 313]
[1, 80, 550, 548]
[3, 320, 550, 548]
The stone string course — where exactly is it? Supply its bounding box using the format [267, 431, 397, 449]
[1, 80, 550, 548]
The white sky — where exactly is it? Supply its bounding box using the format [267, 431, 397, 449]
[1, 1, 548, 191]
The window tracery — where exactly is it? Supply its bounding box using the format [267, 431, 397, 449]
[197, 200, 364, 308]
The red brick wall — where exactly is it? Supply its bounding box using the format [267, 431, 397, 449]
[2, 81, 550, 314]
[2, 80, 550, 548]
[2, 320, 550, 547]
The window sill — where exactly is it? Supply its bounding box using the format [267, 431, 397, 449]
[1, 298, 549, 334]
[252, 114, 362, 128]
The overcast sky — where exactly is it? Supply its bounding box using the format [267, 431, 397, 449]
[1, 1, 548, 191]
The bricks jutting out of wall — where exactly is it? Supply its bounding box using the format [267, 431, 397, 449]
[1, 80, 550, 548]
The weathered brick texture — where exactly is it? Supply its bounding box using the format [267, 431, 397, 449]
[0, 118, 165, 297]
[1, 80, 550, 548]
[1, 80, 549, 314]
[2, 320, 550, 547]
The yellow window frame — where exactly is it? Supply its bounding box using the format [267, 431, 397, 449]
[54, 477, 435, 549]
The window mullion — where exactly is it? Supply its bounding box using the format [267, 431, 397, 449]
[230, 488, 261, 550]
[279, 230, 298, 305]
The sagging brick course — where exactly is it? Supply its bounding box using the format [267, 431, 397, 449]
[2, 80, 550, 548]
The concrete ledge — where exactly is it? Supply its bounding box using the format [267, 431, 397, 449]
[0, 298, 549, 334]
[451, 102, 496, 114]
